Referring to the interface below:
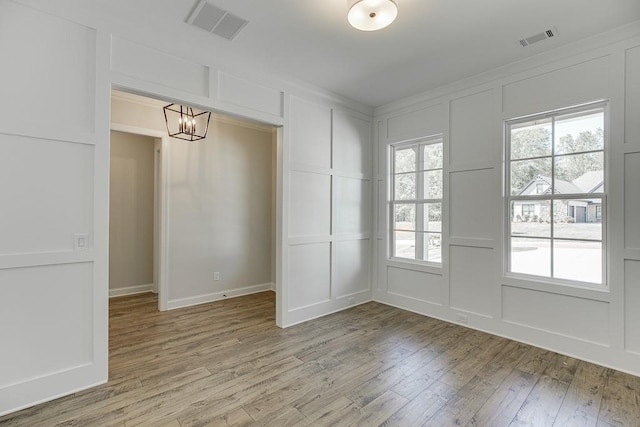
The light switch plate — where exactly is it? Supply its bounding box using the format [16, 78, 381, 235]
[74, 233, 89, 250]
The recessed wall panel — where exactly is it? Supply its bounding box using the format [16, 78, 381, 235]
[387, 266, 443, 305]
[503, 286, 609, 346]
[289, 171, 331, 237]
[377, 238, 386, 291]
[334, 239, 370, 298]
[625, 260, 640, 354]
[377, 180, 386, 235]
[450, 90, 496, 165]
[625, 153, 640, 250]
[377, 120, 385, 175]
[335, 177, 370, 235]
[0, 263, 93, 388]
[0, 2, 96, 133]
[288, 243, 331, 310]
[450, 168, 495, 239]
[112, 37, 209, 97]
[218, 72, 283, 117]
[290, 97, 331, 168]
[503, 56, 609, 116]
[0, 134, 94, 254]
[387, 104, 444, 142]
[625, 46, 640, 145]
[450, 246, 494, 316]
[333, 111, 371, 175]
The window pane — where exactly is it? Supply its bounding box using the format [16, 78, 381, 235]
[553, 199, 602, 240]
[510, 118, 552, 160]
[554, 152, 603, 188]
[553, 240, 602, 284]
[510, 158, 552, 195]
[394, 204, 415, 230]
[394, 172, 416, 200]
[422, 232, 442, 263]
[421, 203, 442, 233]
[510, 238, 551, 277]
[511, 200, 550, 237]
[555, 152, 604, 194]
[395, 147, 416, 173]
[394, 231, 415, 259]
[422, 143, 443, 170]
[422, 170, 443, 199]
[555, 110, 604, 155]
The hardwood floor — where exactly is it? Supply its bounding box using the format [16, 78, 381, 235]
[1, 291, 639, 426]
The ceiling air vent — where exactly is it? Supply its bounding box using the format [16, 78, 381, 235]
[186, 0, 248, 41]
[519, 27, 558, 48]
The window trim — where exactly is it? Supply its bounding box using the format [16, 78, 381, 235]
[504, 101, 608, 289]
[389, 135, 443, 265]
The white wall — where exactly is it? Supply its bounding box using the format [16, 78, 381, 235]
[0, 1, 109, 415]
[111, 96, 274, 308]
[284, 98, 373, 325]
[372, 23, 640, 376]
[109, 131, 155, 296]
[1, 0, 373, 415]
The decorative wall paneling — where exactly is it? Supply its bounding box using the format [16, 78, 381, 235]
[1, 0, 374, 415]
[0, 1, 108, 415]
[373, 30, 640, 377]
[107, 33, 373, 327]
[285, 96, 373, 326]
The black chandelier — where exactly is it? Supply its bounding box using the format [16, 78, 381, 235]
[163, 104, 211, 141]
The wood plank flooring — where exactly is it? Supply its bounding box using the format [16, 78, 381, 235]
[1, 291, 639, 426]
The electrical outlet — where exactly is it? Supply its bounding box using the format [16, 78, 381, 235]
[214, 272, 220, 281]
[456, 313, 469, 324]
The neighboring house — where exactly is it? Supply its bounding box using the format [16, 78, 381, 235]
[514, 170, 603, 223]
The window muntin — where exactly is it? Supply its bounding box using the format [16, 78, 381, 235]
[390, 137, 443, 264]
[506, 104, 606, 286]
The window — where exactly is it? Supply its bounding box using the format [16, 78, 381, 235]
[535, 182, 544, 194]
[390, 136, 443, 263]
[522, 204, 535, 217]
[506, 103, 606, 285]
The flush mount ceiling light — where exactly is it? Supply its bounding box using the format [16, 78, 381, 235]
[163, 104, 211, 141]
[347, 0, 398, 31]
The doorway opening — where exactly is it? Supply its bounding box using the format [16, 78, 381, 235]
[108, 89, 278, 316]
[109, 130, 161, 299]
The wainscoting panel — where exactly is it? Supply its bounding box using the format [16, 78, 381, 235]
[333, 239, 370, 298]
[288, 243, 331, 310]
[503, 285, 610, 346]
[0, 262, 94, 389]
[289, 97, 331, 168]
[449, 89, 496, 165]
[333, 111, 371, 175]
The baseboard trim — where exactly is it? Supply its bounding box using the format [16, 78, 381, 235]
[109, 284, 154, 298]
[167, 282, 274, 310]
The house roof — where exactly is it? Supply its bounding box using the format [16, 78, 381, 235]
[572, 170, 604, 193]
[518, 171, 604, 196]
[550, 177, 583, 195]
[520, 175, 582, 195]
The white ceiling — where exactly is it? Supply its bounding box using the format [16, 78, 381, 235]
[21, 0, 640, 107]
